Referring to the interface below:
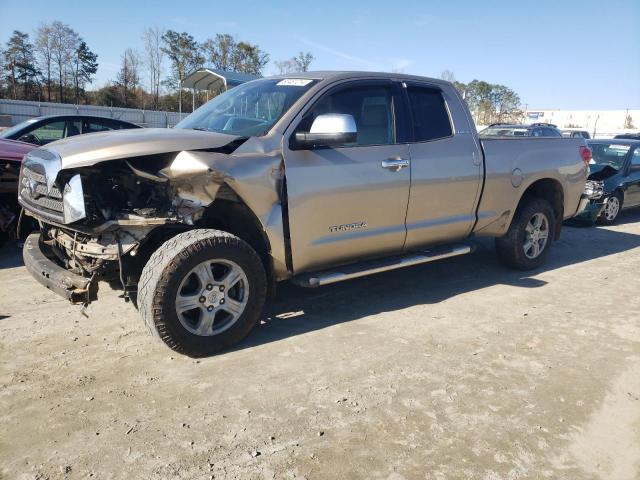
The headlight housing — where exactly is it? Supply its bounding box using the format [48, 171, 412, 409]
[584, 180, 604, 200]
[62, 174, 86, 224]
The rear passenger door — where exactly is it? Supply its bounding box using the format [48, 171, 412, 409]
[402, 83, 483, 248]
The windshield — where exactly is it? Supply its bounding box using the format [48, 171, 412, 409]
[480, 127, 529, 137]
[0, 118, 38, 139]
[175, 78, 317, 137]
[589, 143, 630, 170]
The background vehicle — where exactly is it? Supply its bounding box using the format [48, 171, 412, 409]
[576, 139, 640, 224]
[561, 129, 591, 139]
[18, 72, 589, 356]
[0, 115, 141, 146]
[0, 139, 37, 243]
[0, 116, 139, 241]
[614, 133, 640, 140]
[480, 122, 563, 137]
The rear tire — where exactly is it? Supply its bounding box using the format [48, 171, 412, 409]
[495, 198, 556, 270]
[137, 229, 267, 357]
[597, 192, 622, 225]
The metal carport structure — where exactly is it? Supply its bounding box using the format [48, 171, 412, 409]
[181, 68, 259, 112]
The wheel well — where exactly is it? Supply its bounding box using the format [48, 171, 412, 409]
[128, 194, 274, 295]
[196, 196, 274, 286]
[518, 179, 564, 240]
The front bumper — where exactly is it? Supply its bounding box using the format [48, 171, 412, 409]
[23, 233, 98, 304]
[574, 197, 606, 222]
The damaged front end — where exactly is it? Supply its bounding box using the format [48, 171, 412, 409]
[18, 135, 254, 305]
[574, 165, 617, 222]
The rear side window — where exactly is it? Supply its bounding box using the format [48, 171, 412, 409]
[406, 86, 452, 142]
[83, 119, 114, 133]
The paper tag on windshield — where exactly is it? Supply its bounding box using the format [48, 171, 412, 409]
[277, 79, 313, 86]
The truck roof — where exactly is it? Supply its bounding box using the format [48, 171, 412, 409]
[266, 70, 452, 87]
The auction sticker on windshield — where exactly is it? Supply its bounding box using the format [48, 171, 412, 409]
[277, 79, 313, 86]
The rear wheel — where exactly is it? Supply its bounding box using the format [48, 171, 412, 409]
[495, 198, 556, 270]
[137, 229, 267, 357]
[597, 192, 622, 225]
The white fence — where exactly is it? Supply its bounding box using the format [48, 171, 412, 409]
[0, 98, 187, 128]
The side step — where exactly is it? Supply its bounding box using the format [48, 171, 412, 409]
[292, 244, 472, 288]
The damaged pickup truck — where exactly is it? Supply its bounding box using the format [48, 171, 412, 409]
[20, 72, 591, 356]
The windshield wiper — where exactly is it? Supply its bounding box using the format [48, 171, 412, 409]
[190, 127, 210, 132]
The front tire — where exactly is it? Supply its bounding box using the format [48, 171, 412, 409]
[597, 192, 622, 225]
[495, 198, 556, 270]
[137, 229, 267, 357]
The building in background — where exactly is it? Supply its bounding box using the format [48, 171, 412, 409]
[523, 109, 639, 138]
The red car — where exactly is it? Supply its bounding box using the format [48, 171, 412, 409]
[1, 138, 37, 241]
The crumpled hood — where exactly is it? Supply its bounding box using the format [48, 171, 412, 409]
[39, 127, 241, 169]
[587, 163, 619, 181]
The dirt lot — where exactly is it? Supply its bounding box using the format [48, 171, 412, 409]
[1, 212, 639, 480]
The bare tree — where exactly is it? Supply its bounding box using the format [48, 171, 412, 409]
[274, 58, 297, 74]
[440, 70, 456, 82]
[275, 51, 314, 74]
[143, 26, 165, 110]
[35, 23, 54, 101]
[50, 21, 79, 102]
[117, 48, 141, 107]
[293, 51, 313, 72]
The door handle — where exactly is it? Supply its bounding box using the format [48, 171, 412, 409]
[381, 158, 410, 172]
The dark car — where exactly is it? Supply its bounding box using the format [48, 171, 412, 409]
[479, 122, 563, 138]
[614, 133, 640, 140]
[0, 114, 140, 146]
[576, 139, 640, 224]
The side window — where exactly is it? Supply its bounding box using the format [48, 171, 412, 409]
[66, 119, 81, 137]
[531, 128, 543, 137]
[543, 127, 561, 137]
[406, 86, 452, 142]
[20, 120, 67, 145]
[299, 84, 396, 146]
[83, 119, 114, 133]
[631, 148, 640, 166]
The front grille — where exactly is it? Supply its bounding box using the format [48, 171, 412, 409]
[19, 164, 65, 223]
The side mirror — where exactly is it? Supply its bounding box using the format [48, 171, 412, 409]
[294, 114, 357, 149]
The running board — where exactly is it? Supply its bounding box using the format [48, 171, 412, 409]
[292, 244, 472, 288]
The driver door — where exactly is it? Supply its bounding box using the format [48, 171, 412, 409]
[283, 80, 411, 273]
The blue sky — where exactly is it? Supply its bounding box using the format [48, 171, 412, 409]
[1, 0, 639, 109]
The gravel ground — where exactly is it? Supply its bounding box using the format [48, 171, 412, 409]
[1, 212, 639, 480]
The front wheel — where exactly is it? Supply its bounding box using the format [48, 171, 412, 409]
[137, 229, 267, 357]
[597, 193, 622, 225]
[495, 198, 556, 270]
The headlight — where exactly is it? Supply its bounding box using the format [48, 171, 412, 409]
[584, 180, 604, 200]
[63, 174, 86, 223]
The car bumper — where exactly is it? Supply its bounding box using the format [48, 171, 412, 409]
[22, 233, 98, 304]
[574, 197, 606, 222]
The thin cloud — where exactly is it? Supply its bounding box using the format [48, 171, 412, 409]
[296, 36, 381, 70]
[392, 58, 413, 72]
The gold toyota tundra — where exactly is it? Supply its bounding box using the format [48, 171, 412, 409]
[19, 72, 592, 356]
